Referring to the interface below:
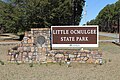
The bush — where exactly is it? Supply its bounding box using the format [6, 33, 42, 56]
[0, 60, 4, 65]
[29, 63, 33, 67]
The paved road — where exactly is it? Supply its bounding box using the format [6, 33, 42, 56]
[0, 32, 119, 44]
[99, 32, 119, 42]
[99, 32, 119, 38]
[0, 41, 21, 45]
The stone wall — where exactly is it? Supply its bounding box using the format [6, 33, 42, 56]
[7, 28, 102, 64]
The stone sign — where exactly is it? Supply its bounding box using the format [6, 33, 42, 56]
[7, 27, 102, 64]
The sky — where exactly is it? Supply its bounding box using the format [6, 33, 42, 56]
[80, 0, 118, 25]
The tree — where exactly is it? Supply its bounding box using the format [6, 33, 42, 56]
[0, 0, 85, 33]
[87, 0, 120, 33]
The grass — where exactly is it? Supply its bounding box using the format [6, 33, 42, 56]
[0, 38, 120, 80]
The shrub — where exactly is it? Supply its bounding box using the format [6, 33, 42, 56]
[0, 60, 4, 65]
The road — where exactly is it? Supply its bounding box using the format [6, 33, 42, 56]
[99, 32, 119, 42]
[99, 32, 119, 38]
[0, 41, 21, 45]
[0, 32, 119, 44]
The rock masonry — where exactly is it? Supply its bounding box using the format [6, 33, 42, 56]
[7, 28, 102, 64]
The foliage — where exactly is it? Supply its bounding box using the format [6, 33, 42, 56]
[87, 0, 120, 33]
[0, 0, 85, 33]
[0, 60, 4, 65]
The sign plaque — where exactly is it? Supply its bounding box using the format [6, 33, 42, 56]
[51, 26, 98, 48]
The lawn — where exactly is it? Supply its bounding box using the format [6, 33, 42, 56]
[0, 38, 120, 80]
